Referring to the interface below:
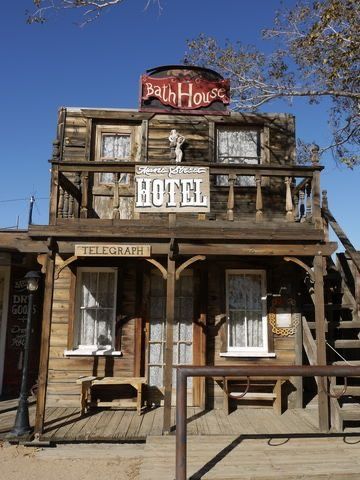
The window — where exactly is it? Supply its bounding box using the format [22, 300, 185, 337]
[98, 131, 131, 185]
[224, 270, 269, 355]
[72, 268, 118, 354]
[216, 127, 260, 186]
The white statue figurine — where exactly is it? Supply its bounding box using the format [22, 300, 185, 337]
[169, 129, 185, 163]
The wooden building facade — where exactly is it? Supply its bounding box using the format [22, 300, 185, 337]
[3, 66, 360, 437]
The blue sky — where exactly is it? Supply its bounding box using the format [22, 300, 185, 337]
[0, 0, 358, 248]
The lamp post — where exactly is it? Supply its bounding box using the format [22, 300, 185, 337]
[10, 270, 41, 437]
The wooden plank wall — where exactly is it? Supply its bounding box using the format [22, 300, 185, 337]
[53, 110, 296, 222]
[206, 258, 299, 408]
[45, 255, 137, 407]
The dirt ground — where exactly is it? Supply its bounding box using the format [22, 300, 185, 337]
[0, 442, 144, 480]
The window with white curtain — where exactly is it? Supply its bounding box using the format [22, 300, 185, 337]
[226, 270, 267, 353]
[216, 127, 260, 186]
[76, 268, 117, 350]
[99, 133, 131, 185]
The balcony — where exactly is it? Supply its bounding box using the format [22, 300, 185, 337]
[32, 161, 325, 243]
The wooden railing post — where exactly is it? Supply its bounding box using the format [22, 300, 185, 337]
[227, 174, 236, 221]
[74, 172, 81, 218]
[58, 187, 64, 219]
[255, 174, 263, 222]
[63, 191, 69, 219]
[80, 172, 89, 218]
[310, 144, 322, 228]
[112, 173, 120, 220]
[285, 177, 294, 221]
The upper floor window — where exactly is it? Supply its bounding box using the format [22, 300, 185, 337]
[216, 127, 260, 186]
[95, 126, 136, 185]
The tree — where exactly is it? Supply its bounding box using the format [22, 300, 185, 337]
[184, 0, 359, 166]
[27, 0, 160, 26]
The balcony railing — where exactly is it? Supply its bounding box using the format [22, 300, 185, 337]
[50, 160, 323, 228]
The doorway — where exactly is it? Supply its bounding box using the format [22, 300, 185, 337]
[147, 269, 194, 405]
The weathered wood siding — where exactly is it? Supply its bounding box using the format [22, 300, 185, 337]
[45, 255, 138, 407]
[206, 258, 300, 408]
[53, 109, 296, 223]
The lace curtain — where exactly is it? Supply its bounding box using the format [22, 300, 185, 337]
[148, 273, 193, 388]
[217, 129, 259, 187]
[79, 271, 116, 348]
[100, 134, 131, 184]
[228, 273, 263, 349]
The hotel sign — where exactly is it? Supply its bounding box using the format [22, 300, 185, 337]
[134, 165, 210, 213]
[75, 244, 151, 257]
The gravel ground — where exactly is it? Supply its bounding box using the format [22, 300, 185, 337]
[0, 442, 144, 480]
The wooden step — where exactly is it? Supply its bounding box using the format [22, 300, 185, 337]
[337, 321, 360, 329]
[339, 405, 360, 422]
[333, 360, 360, 366]
[229, 392, 276, 401]
[334, 340, 360, 349]
[331, 385, 360, 396]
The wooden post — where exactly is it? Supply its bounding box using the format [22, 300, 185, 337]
[314, 254, 329, 432]
[58, 187, 64, 219]
[49, 165, 59, 224]
[163, 256, 176, 434]
[312, 172, 322, 228]
[289, 316, 303, 409]
[112, 174, 120, 220]
[285, 177, 294, 221]
[34, 251, 56, 437]
[227, 174, 236, 221]
[80, 172, 89, 218]
[255, 174, 263, 222]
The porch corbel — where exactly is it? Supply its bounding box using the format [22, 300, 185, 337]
[145, 259, 167, 279]
[54, 255, 78, 280]
[176, 255, 206, 280]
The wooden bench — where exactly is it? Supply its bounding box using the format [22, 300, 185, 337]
[216, 376, 288, 415]
[76, 376, 146, 416]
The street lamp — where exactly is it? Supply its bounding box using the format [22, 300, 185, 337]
[10, 270, 41, 438]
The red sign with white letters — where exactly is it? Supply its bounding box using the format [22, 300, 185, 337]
[139, 66, 230, 114]
[141, 75, 230, 111]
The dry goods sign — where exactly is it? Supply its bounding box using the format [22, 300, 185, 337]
[134, 165, 210, 213]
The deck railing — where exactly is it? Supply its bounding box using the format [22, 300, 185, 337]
[50, 160, 323, 227]
[175, 364, 360, 480]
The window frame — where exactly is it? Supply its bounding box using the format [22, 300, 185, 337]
[65, 266, 120, 356]
[214, 125, 264, 188]
[223, 269, 272, 357]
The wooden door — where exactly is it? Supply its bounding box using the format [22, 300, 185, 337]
[147, 269, 194, 406]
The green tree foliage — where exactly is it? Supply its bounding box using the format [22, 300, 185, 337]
[185, 1, 359, 166]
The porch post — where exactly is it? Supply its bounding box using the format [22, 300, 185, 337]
[34, 250, 55, 436]
[163, 255, 176, 434]
[314, 254, 329, 432]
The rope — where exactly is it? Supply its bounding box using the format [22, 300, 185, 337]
[326, 340, 354, 366]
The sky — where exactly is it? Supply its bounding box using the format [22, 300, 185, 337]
[0, 0, 359, 249]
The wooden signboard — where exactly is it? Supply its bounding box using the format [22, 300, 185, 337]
[75, 244, 151, 257]
[140, 65, 230, 115]
[134, 165, 210, 213]
[2, 267, 42, 395]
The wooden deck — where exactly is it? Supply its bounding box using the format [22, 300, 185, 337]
[1, 399, 324, 442]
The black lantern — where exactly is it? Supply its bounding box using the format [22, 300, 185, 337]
[10, 271, 41, 437]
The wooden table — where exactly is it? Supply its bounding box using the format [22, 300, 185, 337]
[76, 376, 146, 415]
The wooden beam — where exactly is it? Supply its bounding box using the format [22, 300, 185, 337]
[314, 255, 329, 432]
[179, 243, 337, 257]
[163, 256, 175, 434]
[28, 223, 327, 242]
[34, 252, 55, 437]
